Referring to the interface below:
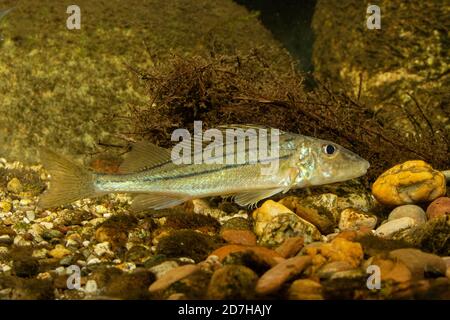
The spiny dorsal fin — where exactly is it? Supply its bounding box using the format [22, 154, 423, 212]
[119, 141, 171, 173]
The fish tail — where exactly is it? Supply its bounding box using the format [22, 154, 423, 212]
[37, 147, 98, 209]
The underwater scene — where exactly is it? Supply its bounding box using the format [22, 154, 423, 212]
[0, 0, 449, 302]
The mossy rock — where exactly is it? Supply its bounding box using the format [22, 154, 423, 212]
[155, 229, 222, 263]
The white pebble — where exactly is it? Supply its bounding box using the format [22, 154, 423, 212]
[388, 205, 426, 225]
[375, 217, 416, 238]
[94, 242, 113, 257]
[41, 222, 53, 229]
[55, 266, 66, 275]
[87, 257, 101, 265]
[82, 240, 90, 247]
[84, 280, 98, 293]
[26, 211, 36, 221]
[2, 265, 11, 272]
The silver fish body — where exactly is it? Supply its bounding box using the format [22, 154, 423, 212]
[38, 127, 370, 211]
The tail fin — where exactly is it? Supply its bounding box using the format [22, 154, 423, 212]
[37, 147, 98, 209]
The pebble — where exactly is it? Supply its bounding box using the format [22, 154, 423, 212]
[149, 261, 179, 279]
[338, 208, 377, 231]
[149, 264, 199, 293]
[372, 160, 446, 206]
[87, 257, 101, 265]
[207, 265, 259, 299]
[255, 256, 312, 295]
[317, 261, 354, 279]
[40, 222, 54, 230]
[7, 178, 23, 194]
[368, 257, 412, 283]
[426, 197, 450, 220]
[275, 237, 304, 258]
[94, 242, 113, 257]
[0, 235, 12, 245]
[85, 280, 98, 293]
[0, 201, 12, 213]
[278, 196, 335, 234]
[288, 279, 323, 300]
[49, 245, 72, 259]
[252, 200, 321, 245]
[375, 217, 416, 238]
[66, 239, 80, 248]
[220, 229, 257, 246]
[303, 238, 363, 269]
[13, 235, 31, 246]
[209, 244, 284, 267]
[25, 211, 36, 221]
[388, 205, 427, 224]
[32, 248, 49, 259]
[388, 248, 447, 279]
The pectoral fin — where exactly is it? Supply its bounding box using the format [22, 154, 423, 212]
[231, 188, 285, 207]
[130, 194, 186, 211]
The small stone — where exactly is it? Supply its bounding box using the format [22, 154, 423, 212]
[87, 257, 101, 265]
[279, 196, 335, 234]
[149, 261, 179, 279]
[149, 264, 199, 293]
[0, 235, 12, 245]
[317, 261, 354, 279]
[375, 217, 416, 238]
[32, 248, 48, 259]
[426, 197, 450, 220]
[85, 280, 98, 293]
[40, 222, 54, 230]
[369, 257, 412, 283]
[255, 256, 312, 295]
[388, 205, 426, 224]
[338, 208, 377, 231]
[95, 205, 108, 214]
[42, 229, 63, 240]
[209, 244, 284, 267]
[13, 258, 39, 277]
[275, 237, 304, 258]
[13, 235, 31, 246]
[59, 255, 74, 266]
[288, 279, 323, 300]
[94, 242, 113, 257]
[303, 238, 363, 270]
[372, 160, 446, 206]
[7, 178, 23, 194]
[25, 211, 35, 221]
[0, 201, 12, 213]
[207, 265, 258, 299]
[49, 245, 72, 259]
[252, 200, 321, 245]
[389, 248, 447, 279]
[220, 229, 257, 246]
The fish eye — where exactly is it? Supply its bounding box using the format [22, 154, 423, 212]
[323, 144, 336, 155]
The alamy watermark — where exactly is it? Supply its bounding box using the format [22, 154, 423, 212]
[367, 4, 381, 30]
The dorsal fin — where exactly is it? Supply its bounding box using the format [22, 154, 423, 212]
[119, 141, 171, 173]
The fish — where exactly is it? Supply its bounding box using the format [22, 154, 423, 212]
[37, 125, 370, 211]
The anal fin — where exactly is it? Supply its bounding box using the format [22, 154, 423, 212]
[130, 194, 186, 211]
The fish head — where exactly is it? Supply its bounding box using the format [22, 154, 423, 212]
[293, 137, 370, 186]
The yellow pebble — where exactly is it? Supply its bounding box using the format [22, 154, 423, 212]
[0, 201, 12, 212]
[372, 160, 446, 206]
